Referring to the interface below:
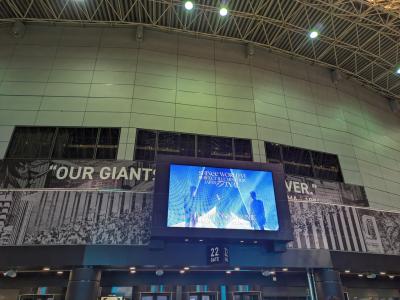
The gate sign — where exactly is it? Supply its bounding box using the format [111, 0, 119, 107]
[207, 245, 229, 265]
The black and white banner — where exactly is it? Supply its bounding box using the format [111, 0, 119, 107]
[288, 201, 400, 255]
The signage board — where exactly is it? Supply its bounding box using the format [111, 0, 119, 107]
[207, 245, 229, 265]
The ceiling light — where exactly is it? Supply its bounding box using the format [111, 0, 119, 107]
[226, 270, 231, 274]
[358, 274, 363, 277]
[56, 271, 63, 275]
[184, 1, 194, 10]
[380, 272, 386, 275]
[184, 267, 190, 270]
[179, 270, 185, 274]
[240, 240, 244, 243]
[389, 275, 395, 279]
[130, 270, 136, 274]
[234, 267, 240, 271]
[309, 30, 319, 39]
[129, 266, 136, 270]
[396, 67, 400, 75]
[199, 239, 203, 242]
[282, 268, 288, 272]
[219, 7, 228, 16]
[42, 267, 50, 272]
[344, 270, 351, 273]
[184, 238, 189, 242]
[253, 240, 258, 244]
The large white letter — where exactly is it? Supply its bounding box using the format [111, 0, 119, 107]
[100, 167, 111, 179]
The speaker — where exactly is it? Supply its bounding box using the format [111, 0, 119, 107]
[246, 43, 255, 57]
[388, 98, 399, 113]
[11, 21, 25, 39]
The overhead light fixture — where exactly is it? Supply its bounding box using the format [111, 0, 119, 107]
[130, 270, 136, 274]
[270, 271, 276, 275]
[184, 238, 189, 242]
[253, 241, 258, 244]
[226, 270, 231, 274]
[3, 270, 17, 278]
[184, 1, 194, 10]
[358, 274, 364, 278]
[389, 275, 395, 279]
[155, 269, 164, 276]
[309, 30, 319, 39]
[380, 272, 386, 275]
[282, 268, 288, 272]
[219, 7, 228, 16]
[344, 270, 351, 273]
[129, 266, 136, 270]
[240, 240, 244, 243]
[184, 267, 190, 270]
[199, 239, 203, 242]
[179, 270, 185, 274]
[396, 67, 400, 75]
[234, 267, 240, 271]
[57, 271, 64, 275]
[42, 267, 50, 272]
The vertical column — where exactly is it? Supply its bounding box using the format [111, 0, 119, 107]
[314, 269, 344, 300]
[65, 267, 101, 300]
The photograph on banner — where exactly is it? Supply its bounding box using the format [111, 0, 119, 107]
[167, 164, 279, 231]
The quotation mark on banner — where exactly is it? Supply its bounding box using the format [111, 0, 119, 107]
[49, 165, 58, 171]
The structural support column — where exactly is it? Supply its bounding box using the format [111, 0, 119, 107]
[65, 267, 101, 300]
[314, 269, 344, 300]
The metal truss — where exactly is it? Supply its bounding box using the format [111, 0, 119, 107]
[0, 0, 400, 100]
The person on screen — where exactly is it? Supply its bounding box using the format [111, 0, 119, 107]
[249, 191, 266, 230]
[184, 186, 198, 227]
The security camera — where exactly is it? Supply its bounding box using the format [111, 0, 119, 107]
[155, 269, 164, 276]
[3, 270, 17, 278]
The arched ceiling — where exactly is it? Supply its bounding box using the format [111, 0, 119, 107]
[1, 0, 400, 100]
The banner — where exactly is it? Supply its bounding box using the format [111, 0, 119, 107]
[288, 201, 400, 255]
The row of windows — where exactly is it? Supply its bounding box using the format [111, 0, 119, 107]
[5, 127, 343, 182]
[7, 127, 120, 160]
[265, 142, 343, 181]
[135, 129, 253, 161]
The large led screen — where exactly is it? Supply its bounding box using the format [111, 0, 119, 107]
[167, 164, 279, 231]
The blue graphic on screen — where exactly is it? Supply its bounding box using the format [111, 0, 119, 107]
[167, 164, 279, 231]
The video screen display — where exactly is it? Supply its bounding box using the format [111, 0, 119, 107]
[167, 164, 279, 231]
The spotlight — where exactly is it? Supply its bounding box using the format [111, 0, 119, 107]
[42, 267, 50, 272]
[282, 268, 288, 272]
[57, 271, 64, 275]
[226, 270, 231, 274]
[155, 269, 164, 276]
[184, 267, 190, 270]
[3, 270, 17, 278]
[184, 238, 189, 242]
[130, 270, 136, 274]
[344, 270, 351, 273]
[253, 241, 258, 244]
[240, 240, 244, 243]
[129, 266, 136, 270]
[358, 274, 364, 278]
[261, 270, 273, 277]
[396, 67, 400, 75]
[199, 239, 203, 242]
[389, 275, 395, 279]
[270, 271, 276, 275]
[380, 272, 386, 275]
[234, 267, 240, 271]
[219, 7, 228, 16]
[179, 270, 185, 274]
[184, 1, 194, 10]
[309, 30, 319, 39]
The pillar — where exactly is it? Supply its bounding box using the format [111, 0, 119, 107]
[314, 269, 344, 300]
[65, 267, 101, 300]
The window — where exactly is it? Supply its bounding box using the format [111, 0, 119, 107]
[265, 141, 343, 181]
[6, 127, 120, 160]
[134, 129, 252, 162]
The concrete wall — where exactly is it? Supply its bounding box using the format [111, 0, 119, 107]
[0, 24, 400, 210]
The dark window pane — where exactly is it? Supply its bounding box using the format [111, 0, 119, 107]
[179, 134, 195, 157]
[265, 142, 282, 161]
[7, 127, 56, 159]
[135, 149, 155, 161]
[136, 130, 156, 148]
[284, 163, 314, 177]
[311, 151, 340, 171]
[158, 132, 180, 155]
[52, 128, 98, 159]
[198, 136, 233, 159]
[234, 138, 252, 161]
[314, 168, 342, 181]
[96, 147, 117, 159]
[98, 128, 119, 145]
[282, 146, 311, 165]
